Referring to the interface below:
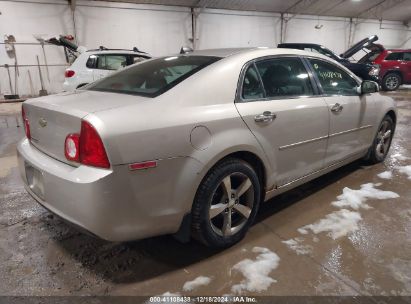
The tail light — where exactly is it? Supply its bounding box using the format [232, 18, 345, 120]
[21, 106, 31, 140]
[64, 120, 110, 168]
[65, 70, 75, 78]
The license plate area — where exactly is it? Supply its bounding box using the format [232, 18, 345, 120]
[25, 162, 45, 200]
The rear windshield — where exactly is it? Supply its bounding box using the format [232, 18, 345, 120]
[87, 55, 221, 97]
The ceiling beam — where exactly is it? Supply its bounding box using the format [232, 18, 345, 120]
[283, 0, 321, 14]
[356, 0, 405, 20]
[317, 0, 347, 16]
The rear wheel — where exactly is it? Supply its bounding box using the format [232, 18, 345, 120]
[191, 158, 261, 248]
[365, 115, 394, 164]
[382, 73, 401, 91]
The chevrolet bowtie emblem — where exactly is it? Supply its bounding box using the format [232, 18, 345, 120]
[39, 118, 47, 128]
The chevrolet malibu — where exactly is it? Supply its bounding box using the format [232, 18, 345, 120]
[18, 48, 396, 248]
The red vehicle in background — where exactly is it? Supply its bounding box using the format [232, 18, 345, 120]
[360, 46, 411, 91]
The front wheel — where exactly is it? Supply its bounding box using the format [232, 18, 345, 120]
[365, 115, 395, 164]
[191, 158, 261, 248]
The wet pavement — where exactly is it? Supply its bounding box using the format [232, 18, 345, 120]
[0, 89, 411, 298]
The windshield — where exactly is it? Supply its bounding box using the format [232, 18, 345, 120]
[358, 50, 381, 64]
[87, 55, 221, 97]
[310, 46, 340, 60]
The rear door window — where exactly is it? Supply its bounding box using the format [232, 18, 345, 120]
[97, 55, 128, 70]
[86, 54, 128, 70]
[255, 57, 314, 98]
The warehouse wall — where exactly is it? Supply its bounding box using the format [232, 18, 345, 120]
[196, 9, 281, 49]
[74, 1, 191, 56]
[0, 0, 410, 96]
[0, 0, 73, 96]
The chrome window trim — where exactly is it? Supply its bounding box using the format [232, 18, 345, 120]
[235, 54, 321, 104]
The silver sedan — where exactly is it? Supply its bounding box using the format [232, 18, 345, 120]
[17, 48, 396, 248]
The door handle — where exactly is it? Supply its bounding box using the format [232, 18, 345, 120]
[331, 103, 343, 113]
[254, 111, 276, 123]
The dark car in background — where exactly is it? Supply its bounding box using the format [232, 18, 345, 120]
[278, 35, 380, 83]
[359, 46, 411, 91]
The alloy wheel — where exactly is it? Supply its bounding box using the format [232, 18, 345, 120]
[385, 76, 399, 90]
[209, 172, 254, 237]
[375, 120, 392, 159]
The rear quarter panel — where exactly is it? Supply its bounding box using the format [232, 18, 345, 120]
[90, 56, 272, 215]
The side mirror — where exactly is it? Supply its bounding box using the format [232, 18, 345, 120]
[359, 80, 379, 95]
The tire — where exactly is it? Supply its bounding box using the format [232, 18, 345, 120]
[191, 158, 261, 248]
[364, 115, 395, 164]
[382, 73, 401, 91]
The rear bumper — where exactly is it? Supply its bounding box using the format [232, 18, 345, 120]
[17, 138, 202, 241]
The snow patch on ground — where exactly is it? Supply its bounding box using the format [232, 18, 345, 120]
[391, 153, 410, 161]
[298, 209, 362, 239]
[231, 247, 280, 294]
[182, 276, 212, 291]
[377, 171, 393, 180]
[331, 183, 399, 210]
[282, 238, 312, 255]
[397, 165, 411, 180]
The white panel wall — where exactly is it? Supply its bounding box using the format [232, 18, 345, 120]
[283, 15, 350, 54]
[0, 0, 73, 96]
[74, 1, 191, 56]
[197, 9, 281, 49]
[1, 0, 410, 97]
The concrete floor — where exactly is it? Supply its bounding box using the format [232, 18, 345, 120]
[1, 89, 411, 298]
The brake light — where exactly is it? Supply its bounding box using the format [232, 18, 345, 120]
[79, 120, 110, 168]
[65, 70, 75, 78]
[21, 106, 31, 140]
[64, 120, 110, 168]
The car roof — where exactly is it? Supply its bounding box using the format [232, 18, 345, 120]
[187, 47, 259, 57]
[184, 47, 362, 84]
[186, 47, 329, 60]
[278, 43, 323, 47]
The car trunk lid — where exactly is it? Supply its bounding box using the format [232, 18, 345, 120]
[340, 35, 381, 59]
[24, 90, 148, 165]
